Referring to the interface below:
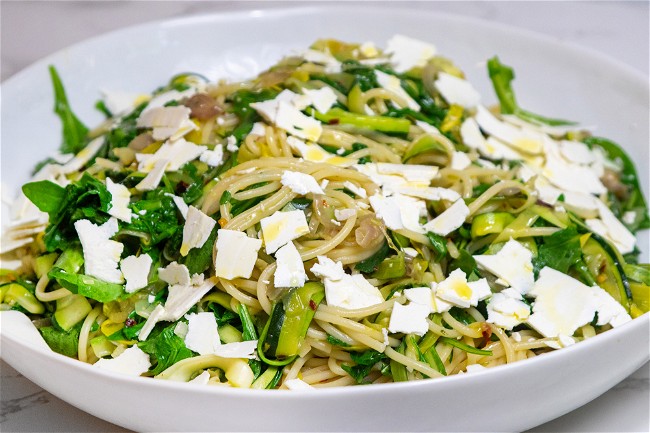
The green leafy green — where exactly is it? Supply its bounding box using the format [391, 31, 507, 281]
[39, 323, 82, 358]
[583, 136, 650, 231]
[440, 337, 492, 356]
[40, 173, 113, 251]
[487, 57, 576, 126]
[229, 89, 278, 142]
[179, 225, 217, 275]
[326, 335, 351, 347]
[138, 323, 193, 375]
[533, 226, 583, 274]
[426, 232, 448, 260]
[355, 241, 390, 273]
[22, 180, 66, 214]
[123, 188, 182, 249]
[624, 264, 650, 285]
[49, 65, 88, 154]
[48, 268, 124, 303]
[341, 350, 387, 383]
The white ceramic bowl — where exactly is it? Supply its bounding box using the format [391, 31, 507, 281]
[1, 6, 648, 432]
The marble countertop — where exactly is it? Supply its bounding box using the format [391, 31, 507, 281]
[1, 1, 648, 432]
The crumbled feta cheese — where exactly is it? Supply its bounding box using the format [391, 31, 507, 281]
[375, 70, 420, 111]
[323, 273, 384, 310]
[475, 106, 544, 155]
[260, 210, 310, 254]
[474, 239, 535, 294]
[94, 345, 151, 376]
[302, 87, 338, 113]
[60, 136, 105, 174]
[542, 152, 606, 195]
[342, 181, 367, 198]
[105, 178, 132, 223]
[402, 247, 418, 258]
[435, 269, 491, 308]
[388, 302, 430, 335]
[422, 199, 469, 236]
[135, 159, 168, 191]
[434, 72, 481, 108]
[180, 206, 217, 256]
[214, 229, 262, 280]
[189, 371, 211, 385]
[184, 312, 221, 356]
[158, 262, 191, 286]
[136, 106, 197, 141]
[403, 287, 440, 313]
[251, 97, 322, 142]
[590, 285, 632, 328]
[622, 211, 637, 225]
[464, 364, 487, 374]
[369, 193, 427, 234]
[385, 34, 436, 73]
[101, 90, 142, 116]
[301, 49, 341, 73]
[136, 138, 206, 173]
[585, 199, 637, 255]
[249, 122, 266, 136]
[226, 136, 238, 153]
[395, 186, 461, 202]
[168, 194, 189, 219]
[450, 151, 472, 171]
[213, 340, 258, 359]
[310, 256, 346, 281]
[281, 171, 324, 195]
[286, 136, 354, 167]
[359, 41, 379, 58]
[145, 88, 196, 110]
[486, 288, 531, 330]
[284, 378, 315, 390]
[559, 140, 596, 165]
[74, 218, 124, 284]
[162, 278, 216, 322]
[415, 120, 442, 136]
[120, 254, 152, 293]
[334, 208, 357, 221]
[200, 144, 224, 167]
[526, 267, 599, 339]
[274, 241, 307, 288]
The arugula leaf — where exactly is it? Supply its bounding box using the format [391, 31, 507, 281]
[583, 136, 650, 231]
[138, 323, 193, 375]
[533, 226, 583, 274]
[179, 226, 217, 275]
[341, 350, 387, 383]
[39, 323, 82, 358]
[48, 268, 124, 303]
[426, 232, 448, 259]
[102, 102, 148, 157]
[229, 89, 278, 142]
[49, 65, 88, 154]
[22, 180, 66, 214]
[41, 173, 113, 251]
[326, 335, 351, 347]
[123, 189, 182, 249]
[487, 57, 576, 126]
[355, 241, 390, 273]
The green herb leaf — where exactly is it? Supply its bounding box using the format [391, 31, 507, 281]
[138, 323, 193, 375]
[22, 180, 66, 214]
[533, 226, 583, 274]
[355, 241, 390, 273]
[39, 324, 82, 358]
[49, 65, 89, 154]
[48, 268, 125, 303]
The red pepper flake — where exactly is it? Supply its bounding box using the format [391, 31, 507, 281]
[125, 318, 136, 328]
[309, 300, 317, 311]
[328, 119, 340, 125]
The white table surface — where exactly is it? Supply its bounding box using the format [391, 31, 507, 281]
[1, 1, 648, 432]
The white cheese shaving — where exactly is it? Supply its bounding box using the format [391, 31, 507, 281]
[214, 229, 262, 280]
[280, 171, 325, 195]
[94, 345, 151, 376]
[120, 254, 152, 294]
[422, 199, 469, 236]
[474, 239, 535, 294]
[136, 106, 197, 141]
[105, 178, 132, 223]
[434, 72, 481, 108]
[385, 34, 436, 73]
[74, 218, 124, 284]
[260, 210, 310, 254]
[180, 206, 217, 256]
[274, 241, 307, 288]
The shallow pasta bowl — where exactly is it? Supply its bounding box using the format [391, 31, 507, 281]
[1, 5, 649, 432]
